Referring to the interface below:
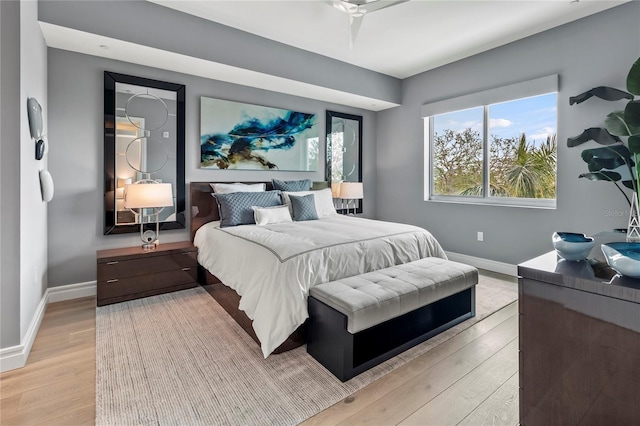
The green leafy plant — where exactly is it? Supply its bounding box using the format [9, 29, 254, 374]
[434, 130, 557, 198]
[568, 56, 640, 206]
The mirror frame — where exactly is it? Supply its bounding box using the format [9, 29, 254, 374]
[325, 110, 363, 214]
[103, 71, 186, 235]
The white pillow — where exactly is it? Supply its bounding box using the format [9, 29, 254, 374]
[252, 205, 293, 226]
[210, 182, 266, 194]
[282, 188, 337, 218]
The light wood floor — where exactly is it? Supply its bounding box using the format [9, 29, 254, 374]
[0, 297, 96, 425]
[0, 276, 518, 426]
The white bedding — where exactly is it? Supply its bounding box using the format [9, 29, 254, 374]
[194, 215, 447, 357]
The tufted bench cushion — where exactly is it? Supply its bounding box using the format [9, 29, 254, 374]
[309, 257, 478, 334]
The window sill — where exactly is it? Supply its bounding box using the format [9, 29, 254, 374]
[425, 196, 556, 210]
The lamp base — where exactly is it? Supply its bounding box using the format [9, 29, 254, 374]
[140, 225, 159, 250]
[141, 242, 157, 250]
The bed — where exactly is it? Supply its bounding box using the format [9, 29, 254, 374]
[190, 181, 447, 357]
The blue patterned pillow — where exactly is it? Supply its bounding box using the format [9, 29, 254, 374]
[271, 178, 311, 192]
[289, 194, 319, 221]
[213, 191, 282, 227]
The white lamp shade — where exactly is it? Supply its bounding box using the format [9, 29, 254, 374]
[339, 182, 363, 199]
[124, 182, 173, 209]
[331, 182, 342, 198]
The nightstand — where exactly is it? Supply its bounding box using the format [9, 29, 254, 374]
[96, 241, 197, 306]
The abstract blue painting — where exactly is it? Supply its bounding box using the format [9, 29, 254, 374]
[200, 97, 319, 171]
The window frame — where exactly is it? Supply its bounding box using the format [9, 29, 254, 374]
[422, 75, 558, 209]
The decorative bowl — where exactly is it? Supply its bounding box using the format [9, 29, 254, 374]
[601, 242, 640, 278]
[552, 232, 596, 261]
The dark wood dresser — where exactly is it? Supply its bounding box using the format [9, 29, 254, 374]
[97, 241, 197, 306]
[518, 232, 640, 425]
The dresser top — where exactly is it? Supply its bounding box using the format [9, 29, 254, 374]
[518, 232, 640, 304]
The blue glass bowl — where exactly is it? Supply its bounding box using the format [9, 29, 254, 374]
[601, 242, 640, 278]
[552, 232, 595, 261]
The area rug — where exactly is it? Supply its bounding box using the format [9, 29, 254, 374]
[96, 273, 517, 426]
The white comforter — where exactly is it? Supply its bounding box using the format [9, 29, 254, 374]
[194, 215, 446, 357]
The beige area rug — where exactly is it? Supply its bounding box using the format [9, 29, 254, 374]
[96, 273, 517, 426]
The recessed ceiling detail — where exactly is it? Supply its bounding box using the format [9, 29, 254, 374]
[150, 0, 628, 79]
[39, 22, 400, 111]
[38, 1, 629, 112]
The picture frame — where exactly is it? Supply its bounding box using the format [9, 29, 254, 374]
[200, 97, 319, 171]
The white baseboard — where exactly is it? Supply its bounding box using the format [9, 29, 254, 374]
[0, 289, 48, 372]
[0, 345, 27, 373]
[48, 280, 96, 303]
[445, 251, 517, 277]
[0, 281, 96, 373]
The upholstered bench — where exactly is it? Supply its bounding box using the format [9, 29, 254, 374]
[307, 257, 478, 381]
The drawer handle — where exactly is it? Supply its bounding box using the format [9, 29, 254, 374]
[107, 279, 119, 283]
[107, 261, 119, 265]
[182, 267, 191, 271]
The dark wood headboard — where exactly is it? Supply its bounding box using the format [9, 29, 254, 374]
[189, 181, 274, 241]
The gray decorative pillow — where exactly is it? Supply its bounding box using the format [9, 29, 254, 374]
[213, 191, 282, 227]
[271, 178, 311, 192]
[289, 194, 319, 221]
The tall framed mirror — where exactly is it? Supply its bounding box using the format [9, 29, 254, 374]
[104, 71, 186, 235]
[326, 110, 363, 214]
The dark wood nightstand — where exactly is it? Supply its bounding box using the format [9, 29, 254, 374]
[96, 241, 198, 306]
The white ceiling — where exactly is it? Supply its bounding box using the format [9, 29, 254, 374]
[149, 0, 628, 79]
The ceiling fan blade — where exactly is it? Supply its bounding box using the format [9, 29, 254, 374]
[361, 0, 409, 13]
[332, 0, 356, 14]
[349, 14, 365, 49]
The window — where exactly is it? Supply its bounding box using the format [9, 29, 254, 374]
[431, 107, 484, 197]
[423, 76, 557, 208]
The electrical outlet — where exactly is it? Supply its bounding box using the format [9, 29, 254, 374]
[477, 231, 484, 242]
[162, 131, 170, 138]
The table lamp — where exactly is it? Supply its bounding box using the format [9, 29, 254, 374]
[338, 182, 363, 215]
[124, 181, 173, 249]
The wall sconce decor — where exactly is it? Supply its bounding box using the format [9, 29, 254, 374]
[27, 97, 43, 140]
[28, 97, 54, 202]
[39, 169, 54, 202]
[27, 97, 46, 160]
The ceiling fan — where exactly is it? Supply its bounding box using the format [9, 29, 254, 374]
[331, 0, 409, 49]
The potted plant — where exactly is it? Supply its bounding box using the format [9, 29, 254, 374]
[568, 56, 640, 238]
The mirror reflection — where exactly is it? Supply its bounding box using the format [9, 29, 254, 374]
[104, 72, 185, 235]
[115, 84, 177, 225]
[326, 111, 363, 213]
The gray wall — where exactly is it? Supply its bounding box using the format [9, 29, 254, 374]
[20, 0, 49, 340]
[0, 0, 49, 351]
[1, 0, 22, 348]
[47, 49, 377, 287]
[376, 2, 640, 266]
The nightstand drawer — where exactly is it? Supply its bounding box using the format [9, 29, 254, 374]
[98, 251, 195, 281]
[97, 267, 196, 301]
[96, 241, 198, 306]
